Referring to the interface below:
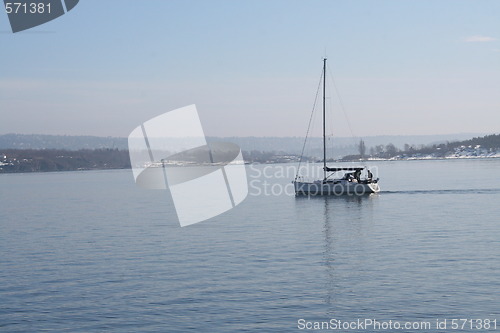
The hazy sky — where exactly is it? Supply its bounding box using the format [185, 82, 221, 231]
[1, 0, 499, 138]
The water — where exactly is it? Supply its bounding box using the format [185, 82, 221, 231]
[1, 159, 499, 332]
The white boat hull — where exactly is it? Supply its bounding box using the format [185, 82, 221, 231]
[294, 180, 380, 196]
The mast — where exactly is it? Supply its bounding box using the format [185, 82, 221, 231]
[322, 58, 327, 181]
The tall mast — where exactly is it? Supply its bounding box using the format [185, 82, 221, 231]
[323, 58, 327, 181]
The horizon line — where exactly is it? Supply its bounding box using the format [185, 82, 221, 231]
[0, 132, 494, 139]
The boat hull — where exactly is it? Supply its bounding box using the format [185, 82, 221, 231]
[294, 180, 380, 196]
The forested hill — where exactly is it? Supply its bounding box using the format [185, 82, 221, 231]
[2, 133, 500, 173]
[0, 149, 130, 173]
[343, 133, 500, 160]
[447, 134, 500, 149]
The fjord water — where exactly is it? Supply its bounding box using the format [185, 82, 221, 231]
[1, 159, 499, 332]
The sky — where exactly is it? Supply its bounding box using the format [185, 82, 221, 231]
[1, 0, 499, 138]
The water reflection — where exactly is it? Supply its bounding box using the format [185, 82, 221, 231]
[295, 194, 378, 306]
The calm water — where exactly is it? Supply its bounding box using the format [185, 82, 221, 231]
[1, 159, 499, 332]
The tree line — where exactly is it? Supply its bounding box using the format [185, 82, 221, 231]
[0, 149, 130, 173]
[351, 134, 500, 160]
[2, 133, 499, 173]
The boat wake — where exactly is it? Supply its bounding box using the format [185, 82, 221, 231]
[382, 188, 500, 195]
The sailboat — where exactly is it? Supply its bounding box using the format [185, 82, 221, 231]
[293, 58, 380, 195]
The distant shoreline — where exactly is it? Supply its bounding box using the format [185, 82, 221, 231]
[3, 133, 500, 173]
[342, 155, 500, 162]
[2, 154, 499, 175]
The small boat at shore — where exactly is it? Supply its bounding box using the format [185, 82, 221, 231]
[293, 58, 380, 195]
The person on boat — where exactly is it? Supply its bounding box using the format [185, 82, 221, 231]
[343, 172, 356, 182]
[354, 169, 361, 182]
[367, 170, 373, 181]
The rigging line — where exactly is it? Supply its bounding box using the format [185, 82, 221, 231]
[296, 69, 324, 179]
[326, 96, 336, 159]
[327, 66, 359, 146]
